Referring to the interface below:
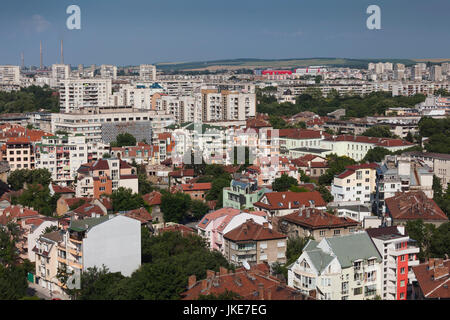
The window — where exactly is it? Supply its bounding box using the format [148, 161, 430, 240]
[260, 254, 267, 261]
[400, 280, 405, 287]
[354, 287, 362, 295]
[319, 230, 325, 236]
[400, 267, 405, 274]
[400, 255, 405, 262]
[260, 242, 267, 249]
[334, 230, 341, 236]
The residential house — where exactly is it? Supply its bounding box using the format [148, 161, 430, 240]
[288, 232, 383, 300]
[223, 219, 287, 266]
[181, 263, 315, 300]
[175, 182, 212, 201]
[222, 177, 270, 210]
[196, 207, 268, 254]
[278, 207, 360, 240]
[375, 155, 434, 215]
[253, 191, 327, 221]
[412, 258, 450, 300]
[291, 154, 328, 179]
[75, 158, 138, 198]
[404, 151, 450, 189]
[331, 163, 378, 207]
[143, 191, 163, 223]
[384, 191, 448, 227]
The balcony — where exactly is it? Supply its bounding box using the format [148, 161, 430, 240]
[388, 246, 420, 256]
[68, 259, 83, 269]
[57, 256, 67, 264]
[68, 247, 83, 257]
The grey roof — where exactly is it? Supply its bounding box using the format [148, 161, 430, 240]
[303, 239, 319, 251]
[307, 249, 335, 274]
[41, 230, 64, 243]
[325, 232, 382, 268]
[69, 215, 110, 232]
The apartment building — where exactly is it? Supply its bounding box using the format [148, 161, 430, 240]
[288, 232, 383, 300]
[100, 64, 117, 80]
[1, 137, 35, 170]
[331, 163, 378, 205]
[278, 207, 360, 240]
[374, 155, 434, 215]
[110, 143, 160, 165]
[222, 177, 270, 210]
[51, 107, 174, 143]
[196, 207, 268, 254]
[59, 78, 112, 112]
[200, 89, 256, 122]
[33, 231, 64, 293]
[404, 151, 450, 189]
[139, 64, 156, 81]
[35, 134, 91, 185]
[223, 219, 287, 267]
[52, 64, 70, 82]
[0, 65, 20, 84]
[366, 226, 420, 300]
[156, 95, 202, 124]
[55, 215, 141, 293]
[76, 158, 138, 198]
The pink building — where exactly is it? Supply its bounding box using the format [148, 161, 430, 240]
[196, 207, 268, 254]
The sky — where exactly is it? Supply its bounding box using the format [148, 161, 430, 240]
[0, 0, 449, 66]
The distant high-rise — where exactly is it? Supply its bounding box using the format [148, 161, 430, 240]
[139, 64, 157, 81]
[100, 64, 117, 80]
[431, 65, 443, 82]
[394, 63, 405, 80]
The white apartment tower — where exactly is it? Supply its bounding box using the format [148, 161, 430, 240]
[100, 64, 118, 80]
[0, 65, 20, 84]
[52, 64, 71, 81]
[59, 78, 112, 112]
[139, 64, 157, 81]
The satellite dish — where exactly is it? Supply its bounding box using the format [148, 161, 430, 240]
[243, 260, 250, 270]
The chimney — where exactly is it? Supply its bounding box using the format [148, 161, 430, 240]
[306, 210, 310, 218]
[188, 275, 196, 288]
[282, 194, 286, 199]
[288, 202, 291, 209]
[258, 283, 264, 300]
[206, 270, 215, 279]
[262, 222, 269, 229]
[267, 288, 272, 300]
[201, 279, 208, 291]
[219, 266, 228, 275]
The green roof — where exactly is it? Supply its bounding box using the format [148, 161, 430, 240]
[69, 216, 110, 232]
[324, 232, 382, 268]
[307, 249, 335, 274]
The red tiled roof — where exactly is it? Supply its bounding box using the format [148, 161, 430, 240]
[224, 219, 286, 242]
[181, 263, 314, 300]
[281, 209, 359, 229]
[160, 224, 195, 235]
[63, 197, 91, 209]
[413, 259, 450, 299]
[72, 203, 105, 217]
[336, 163, 378, 179]
[143, 191, 162, 206]
[253, 191, 327, 211]
[325, 135, 414, 147]
[198, 207, 241, 230]
[180, 183, 212, 192]
[385, 191, 448, 222]
[124, 207, 152, 223]
[169, 169, 195, 177]
[51, 184, 75, 194]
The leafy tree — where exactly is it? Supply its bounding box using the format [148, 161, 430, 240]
[273, 236, 312, 280]
[418, 117, 450, 154]
[361, 125, 394, 138]
[190, 200, 210, 220]
[272, 174, 299, 192]
[110, 133, 137, 147]
[7, 168, 52, 191]
[160, 192, 192, 223]
[318, 154, 356, 185]
[102, 153, 111, 159]
[0, 85, 59, 114]
[362, 147, 392, 163]
[299, 169, 311, 183]
[316, 185, 333, 203]
[405, 220, 436, 261]
[0, 264, 28, 300]
[430, 222, 450, 258]
[289, 186, 309, 193]
[405, 131, 414, 143]
[109, 187, 146, 212]
[269, 115, 288, 129]
[14, 184, 59, 216]
[43, 225, 58, 234]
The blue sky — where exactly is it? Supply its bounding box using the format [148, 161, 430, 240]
[1, 0, 449, 66]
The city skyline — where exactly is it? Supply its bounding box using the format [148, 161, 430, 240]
[1, 0, 449, 66]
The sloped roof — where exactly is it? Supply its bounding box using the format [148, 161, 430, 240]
[253, 191, 326, 211]
[223, 219, 285, 242]
[325, 232, 382, 268]
[281, 209, 359, 229]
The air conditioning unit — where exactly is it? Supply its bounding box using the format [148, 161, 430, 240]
[357, 280, 361, 286]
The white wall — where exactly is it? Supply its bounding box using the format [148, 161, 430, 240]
[83, 215, 141, 277]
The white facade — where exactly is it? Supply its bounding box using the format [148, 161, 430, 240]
[0, 65, 20, 85]
[59, 78, 112, 112]
[82, 215, 141, 277]
[27, 220, 58, 262]
[100, 64, 117, 80]
[139, 64, 156, 81]
[52, 64, 71, 82]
